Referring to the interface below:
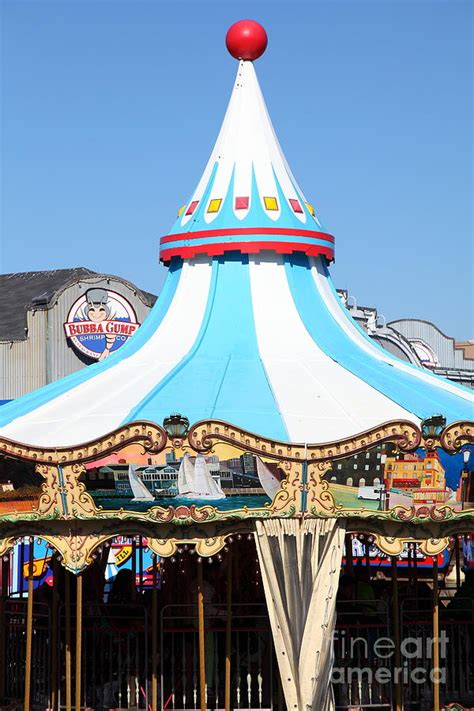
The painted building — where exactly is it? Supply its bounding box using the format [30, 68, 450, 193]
[327, 442, 394, 488]
[384, 451, 448, 504]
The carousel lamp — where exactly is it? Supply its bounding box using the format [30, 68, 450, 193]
[420, 414, 446, 439]
[162, 413, 190, 439]
[463, 449, 471, 468]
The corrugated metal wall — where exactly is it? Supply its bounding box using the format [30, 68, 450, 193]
[0, 277, 154, 400]
[390, 319, 474, 371]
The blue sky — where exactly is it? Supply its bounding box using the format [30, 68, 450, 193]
[1, 0, 472, 339]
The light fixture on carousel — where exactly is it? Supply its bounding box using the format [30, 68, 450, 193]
[420, 414, 446, 448]
[162, 413, 190, 441]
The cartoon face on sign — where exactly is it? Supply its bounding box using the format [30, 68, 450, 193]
[64, 288, 140, 361]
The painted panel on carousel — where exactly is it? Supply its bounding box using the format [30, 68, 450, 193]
[323, 443, 473, 516]
[0, 417, 471, 523]
[0, 456, 41, 515]
[81, 443, 281, 514]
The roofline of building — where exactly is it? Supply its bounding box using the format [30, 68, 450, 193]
[0, 269, 157, 344]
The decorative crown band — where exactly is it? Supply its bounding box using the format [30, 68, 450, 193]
[159, 227, 335, 263]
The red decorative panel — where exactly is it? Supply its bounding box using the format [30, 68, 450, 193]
[235, 196, 249, 210]
[185, 200, 199, 216]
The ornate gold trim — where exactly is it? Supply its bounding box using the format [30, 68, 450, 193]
[306, 462, 336, 514]
[0, 537, 15, 558]
[189, 419, 422, 462]
[0, 422, 167, 464]
[374, 534, 451, 557]
[40, 533, 113, 572]
[148, 535, 230, 558]
[0, 418, 423, 464]
[36, 464, 64, 517]
[440, 421, 474, 452]
[1, 418, 471, 467]
[0, 417, 472, 532]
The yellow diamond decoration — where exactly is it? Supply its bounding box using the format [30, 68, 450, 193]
[264, 196, 278, 211]
[177, 205, 186, 217]
[305, 201, 316, 216]
[207, 198, 222, 213]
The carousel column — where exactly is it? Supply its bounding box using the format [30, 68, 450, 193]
[151, 555, 158, 711]
[432, 559, 440, 711]
[197, 558, 207, 711]
[254, 518, 345, 711]
[455, 536, 461, 590]
[75, 574, 83, 711]
[391, 556, 402, 711]
[0, 549, 10, 705]
[225, 551, 232, 711]
[65, 572, 72, 711]
[51, 556, 59, 711]
[24, 539, 35, 711]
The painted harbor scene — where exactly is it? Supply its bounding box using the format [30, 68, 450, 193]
[82, 448, 283, 511]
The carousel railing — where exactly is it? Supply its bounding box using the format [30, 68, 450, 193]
[400, 595, 474, 710]
[161, 603, 273, 710]
[58, 601, 150, 710]
[333, 599, 392, 710]
[2, 597, 51, 709]
[0, 595, 274, 711]
[3, 590, 472, 710]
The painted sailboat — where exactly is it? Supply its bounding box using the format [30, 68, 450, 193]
[128, 464, 154, 502]
[177, 453, 225, 500]
[256, 457, 281, 500]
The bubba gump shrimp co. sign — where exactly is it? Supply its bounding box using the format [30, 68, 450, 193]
[64, 288, 141, 362]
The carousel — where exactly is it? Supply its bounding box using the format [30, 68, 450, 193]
[0, 19, 472, 711]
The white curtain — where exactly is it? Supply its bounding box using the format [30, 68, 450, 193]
[254, 518, 345, 711]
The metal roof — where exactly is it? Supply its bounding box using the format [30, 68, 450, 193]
[0, 268, 156, 342]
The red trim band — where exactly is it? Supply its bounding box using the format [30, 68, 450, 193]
[160, 226, 335, 246]
[160, 241, 335, 264]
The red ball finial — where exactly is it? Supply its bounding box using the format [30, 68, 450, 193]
[226, 20, 268, 61]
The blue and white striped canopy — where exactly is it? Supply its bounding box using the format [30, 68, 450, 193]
[0, 47, 472, 448]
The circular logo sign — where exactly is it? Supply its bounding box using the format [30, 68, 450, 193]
[64, 288, 141, 362]
[411, 340, 439, 368]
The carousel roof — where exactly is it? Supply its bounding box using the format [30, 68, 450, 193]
[160, 25, 334, 264]
[0, 20, 472, 448]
